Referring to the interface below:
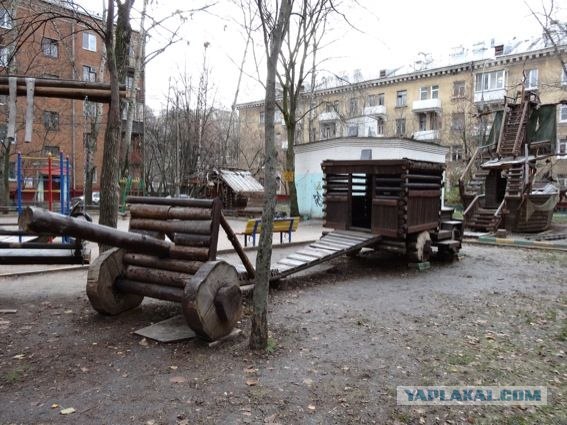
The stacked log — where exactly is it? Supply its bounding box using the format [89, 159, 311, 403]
[20, 197, 243, 341]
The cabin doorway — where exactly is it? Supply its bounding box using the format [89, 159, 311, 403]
[350, 173, 372, 230]
[485, 169, 507, 208]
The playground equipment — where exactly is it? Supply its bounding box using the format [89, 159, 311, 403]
[0, 152, 90, 264]
[20, 159, 462, 341]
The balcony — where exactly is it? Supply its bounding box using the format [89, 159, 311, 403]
[363, 105, 386, 118]
[412, 98, 442, 112]
[412, 129, 440, 141]
[474, 89, 506, 104]
[318, 111, 340, 122]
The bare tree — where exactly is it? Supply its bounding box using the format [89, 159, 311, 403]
[277, 0, 333, 217]
[525, 0, 567, 80]
[249, 0, 292, 351]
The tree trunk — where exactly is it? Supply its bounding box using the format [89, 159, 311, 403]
[0, 143, 11, 214]
[286, 122, 300, 217]
[98, 0, 134, 238]
[250, 0, 292, 351]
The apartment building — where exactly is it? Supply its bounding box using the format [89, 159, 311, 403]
[0, 0, 144, 198]
[237, 34, 567, 174]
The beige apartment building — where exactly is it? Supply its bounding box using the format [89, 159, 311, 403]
[237, 35, 567, 177]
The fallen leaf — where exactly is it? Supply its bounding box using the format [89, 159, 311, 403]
[307, 404, 316, 411]
[244, 367, 257, 374]
[264, 413, 277, 423]
[51, 403, 59, 409]
[13, 354, 25, 360]
[246, 378, 258, 386]
[60, 407, 76, 415]
[139, 338, 149, 347]
[178, 419, 190, 425]
[169, 365, 178, 370]
[80, 367, 89, 373]
[169, 376, 187, 384]
[303, 378, 313, 387]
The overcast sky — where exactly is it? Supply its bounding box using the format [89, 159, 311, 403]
[79, 0, 567, 111]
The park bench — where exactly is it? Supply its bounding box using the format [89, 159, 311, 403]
[239, 216, 300, 247]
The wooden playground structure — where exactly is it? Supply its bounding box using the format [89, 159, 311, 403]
[18, 158, 462, 341]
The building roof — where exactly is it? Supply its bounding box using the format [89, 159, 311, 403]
[237, 32, 567, 110]
[217, 169, 264, 194]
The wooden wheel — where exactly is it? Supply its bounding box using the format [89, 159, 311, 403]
[407, 231, 432, 263]
[182, 260, 242, 341]
[87, 247, 144, 315]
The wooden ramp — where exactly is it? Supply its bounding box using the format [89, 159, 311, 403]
[270, 230, 382, 280]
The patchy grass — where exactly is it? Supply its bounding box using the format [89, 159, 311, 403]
[266, 337, 278, 354]
[552, 213, 567, 224]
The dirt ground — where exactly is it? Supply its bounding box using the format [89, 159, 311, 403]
[0, 244, 565, 424]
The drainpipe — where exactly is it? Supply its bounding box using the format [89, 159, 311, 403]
[71, 21, 76, 191]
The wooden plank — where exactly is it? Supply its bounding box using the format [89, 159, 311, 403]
[319, 236, 356, 247]
[288, 253, 320, 263]
[311, 242, 342, 251]
[277, 258, 306, 267]
[299, 247, 335, 257]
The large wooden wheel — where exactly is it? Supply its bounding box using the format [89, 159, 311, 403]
[87, 247, 144, 315]
[182, 260, 242, 341]
[407, 231, 432, 263]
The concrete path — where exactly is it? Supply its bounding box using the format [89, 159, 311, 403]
[0, 213, 328, 277]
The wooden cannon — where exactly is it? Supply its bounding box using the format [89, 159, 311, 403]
[20, 197, 243, 341]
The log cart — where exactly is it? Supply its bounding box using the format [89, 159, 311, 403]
[320, 159, 462, 263]
[20, 159, 462, 341]
[20, 197, 251, 341]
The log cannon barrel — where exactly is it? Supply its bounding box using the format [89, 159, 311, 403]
[21, 199, 243, 341]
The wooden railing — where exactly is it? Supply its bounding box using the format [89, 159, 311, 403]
[512, 100, 529, 156]
[463, 194, 484, 225]
[492, 198, 507, 231]
[458, 145, 494, 199]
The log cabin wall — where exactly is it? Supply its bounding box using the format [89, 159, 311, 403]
[323, 159, 445, 239]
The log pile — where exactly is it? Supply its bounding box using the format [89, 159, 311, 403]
[20, 197, 242, 341]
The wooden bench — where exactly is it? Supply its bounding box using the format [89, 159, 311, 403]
[239, 217, 300, 247]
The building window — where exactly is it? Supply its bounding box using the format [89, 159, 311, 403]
[450, 145, 463, 162]
[430, 113, 440, 130]
[125, 75, 135, 90]
[431, 85, 439, 99]
[82, 32, 97, 52]
[347, 125, 358, 137]
[377, 93, 384, 106]
[376, 118, 384, 135]
[0, 8, 12, 29]
[84, 101, 97, 118]
[41, 38, 58, 58]
[451, 112, 465, 132]
[559, 138, 567, 155]
[83, 65, 97, 82]
[321, 123, 336, 139]
[396, 90, 407, 107]
[367, 95, 376, 107]
[560, 105, 567, 123]
[419, 85, 439, 100]
[475, 70, 505, 92]
[0, 45, 11, 67]
[525, 68, 538, 89]
[395, 118, 406, 136]
[453, 81, 466, 98]
[43, 145, 60, 156]
[349, 97, 358, 115]
[43, 111, 59, 131]
[8, 161, 16, 180]
[259, 111, 265, 123]
[418, 113, 427, 131]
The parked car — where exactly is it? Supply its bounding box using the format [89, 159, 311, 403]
[72, 191, 100, 205]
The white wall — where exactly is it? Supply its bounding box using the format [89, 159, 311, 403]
[294, 137, 448, 218]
